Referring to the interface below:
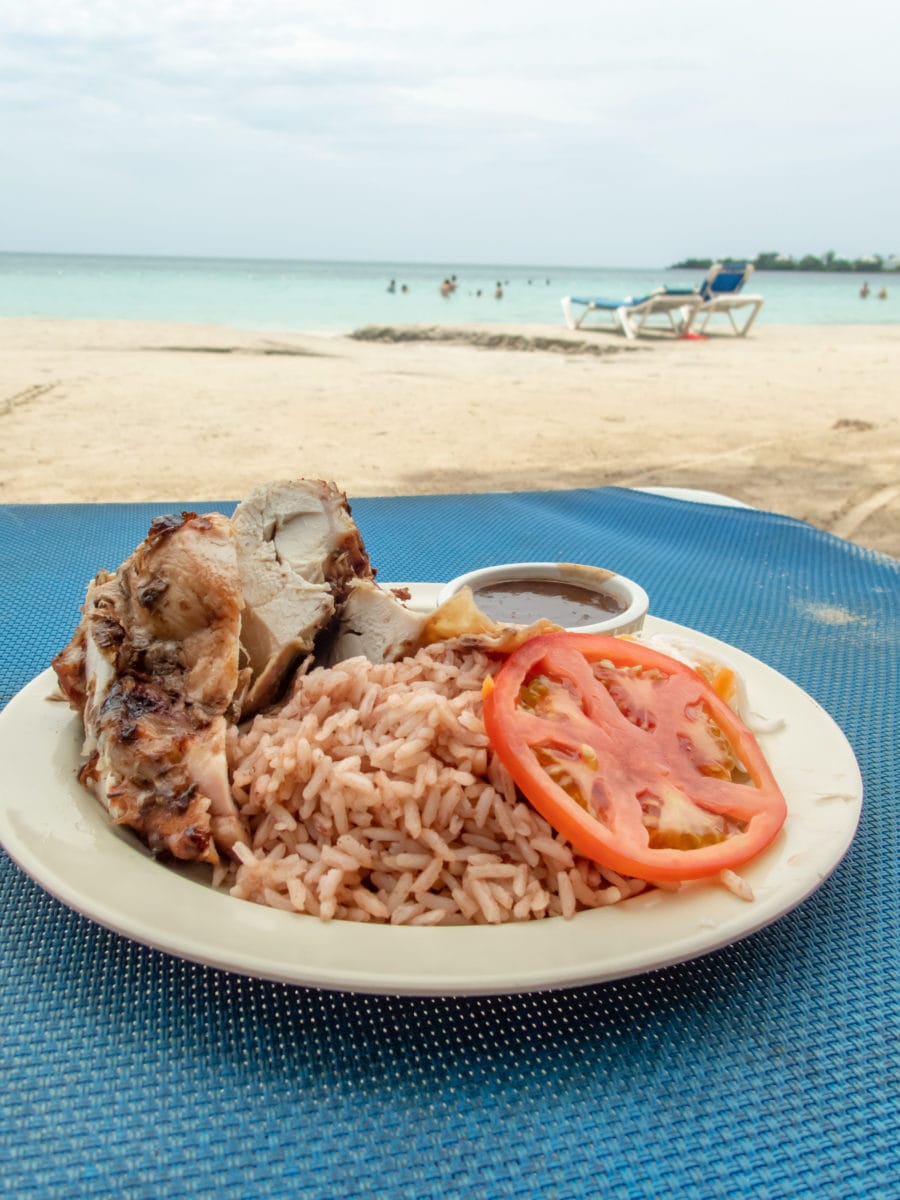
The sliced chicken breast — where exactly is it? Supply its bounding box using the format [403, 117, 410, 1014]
[232, 479, 374, 714]
[321, 578, 427, 665]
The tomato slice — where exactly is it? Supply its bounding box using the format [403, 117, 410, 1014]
[482, 633, 787, 883]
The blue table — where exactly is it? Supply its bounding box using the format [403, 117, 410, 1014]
[1, 488, 898, 1199]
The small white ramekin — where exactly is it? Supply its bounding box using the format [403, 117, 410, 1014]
[436, 561, 649, 637]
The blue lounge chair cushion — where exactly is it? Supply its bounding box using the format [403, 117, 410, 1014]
[700, 264, 750, 300]
[568, 295, 653, 309]
[570, 286, 698, 310]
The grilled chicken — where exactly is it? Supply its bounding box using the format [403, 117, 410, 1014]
[232, 479, 374, 714]
[53, 512, 247, 864]
[321, 578, 427, 665]
[53, 479, 448, 864]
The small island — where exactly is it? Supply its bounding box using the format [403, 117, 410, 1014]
[671, 251, 899, 274]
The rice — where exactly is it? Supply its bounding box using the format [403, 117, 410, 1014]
[222, 641, 650, 925]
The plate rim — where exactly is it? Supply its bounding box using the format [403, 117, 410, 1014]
[0, 605, 864, 996]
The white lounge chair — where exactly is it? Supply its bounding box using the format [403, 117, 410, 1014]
[686, 262, 764, 336]
[561, 287, 702, 339]
[635, 486, 751, 508]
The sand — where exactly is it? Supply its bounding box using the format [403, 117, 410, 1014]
[1, 317, 898, 558]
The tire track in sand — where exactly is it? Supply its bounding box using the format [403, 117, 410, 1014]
[1, 382, 60, 417]
[830, 484, 900, 541]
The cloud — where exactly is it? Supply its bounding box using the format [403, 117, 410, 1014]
[3, 1, 900, 262]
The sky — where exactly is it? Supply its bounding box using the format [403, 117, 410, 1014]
[3, 1, 899, 268]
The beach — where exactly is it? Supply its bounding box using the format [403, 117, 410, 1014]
[1, 317, 898, 558]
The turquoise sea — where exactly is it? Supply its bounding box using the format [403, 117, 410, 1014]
[1, 252, 896, 334]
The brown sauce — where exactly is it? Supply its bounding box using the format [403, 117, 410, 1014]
[471, 578, 625, 627]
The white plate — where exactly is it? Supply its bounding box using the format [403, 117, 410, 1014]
[0, 591, 863, 996]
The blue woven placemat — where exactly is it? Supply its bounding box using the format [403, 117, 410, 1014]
[1, 488, 898, 1199]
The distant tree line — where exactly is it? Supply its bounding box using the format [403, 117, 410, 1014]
[671, 252, 899, 273]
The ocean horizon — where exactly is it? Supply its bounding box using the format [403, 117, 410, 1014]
[1, 251, 896, 334]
